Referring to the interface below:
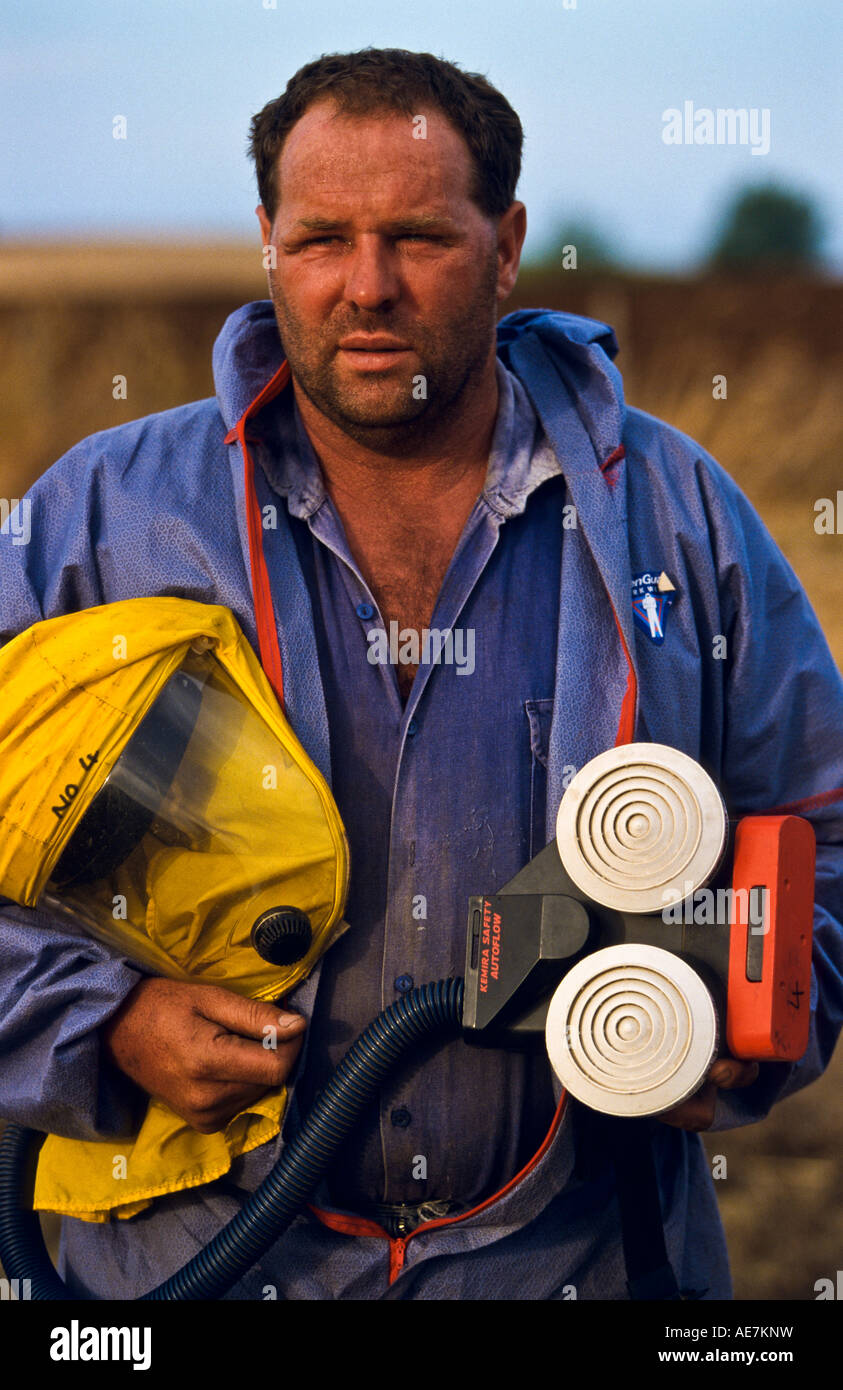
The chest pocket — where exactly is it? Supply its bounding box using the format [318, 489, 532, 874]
[525, 697, 554, 859]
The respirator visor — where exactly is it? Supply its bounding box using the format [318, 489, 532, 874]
[41, 643, 345, 992]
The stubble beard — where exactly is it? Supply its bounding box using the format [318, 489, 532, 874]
[266, 255, 500, 455]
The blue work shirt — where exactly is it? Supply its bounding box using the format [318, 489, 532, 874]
[262, 359, 566, 1207]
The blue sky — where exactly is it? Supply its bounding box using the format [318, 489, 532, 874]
[2, 0, 841, 269]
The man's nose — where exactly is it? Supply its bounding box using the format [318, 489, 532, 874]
[342, 236, 401, 311]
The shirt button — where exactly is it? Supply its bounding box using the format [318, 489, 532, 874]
[407, 719, 418, 737]
[355, 602, 375, 620]
[394, 974, 414, 993]
[391, 1107, 412, 1128]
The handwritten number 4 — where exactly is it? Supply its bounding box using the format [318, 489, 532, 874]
[51, 752, 100, 819]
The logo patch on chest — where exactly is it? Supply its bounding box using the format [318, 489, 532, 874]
[631, 571, 676, 645]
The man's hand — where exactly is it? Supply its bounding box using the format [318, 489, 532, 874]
[101, 977, 307, 1134]
[658, 1058, 760, 1131]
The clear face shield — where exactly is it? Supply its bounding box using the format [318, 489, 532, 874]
[42, 645, 347, 994]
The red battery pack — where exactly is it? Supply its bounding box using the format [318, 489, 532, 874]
[726, 815, 815, 1060]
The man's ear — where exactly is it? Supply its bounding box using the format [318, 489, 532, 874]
[256, 205, 273, 247]
[496, 201, 527, 303]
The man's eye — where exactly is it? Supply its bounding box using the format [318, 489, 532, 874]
[297, 233, 440, 249]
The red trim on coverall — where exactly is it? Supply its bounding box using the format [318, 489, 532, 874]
[224, 359, 291, 708]
[600, 444, 626, 473]
[759, 786, 843, 815]
[311, 1085, 569, 1285]
[611, 608, 638, 746]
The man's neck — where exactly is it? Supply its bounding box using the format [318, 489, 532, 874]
[288, 353, 502, 690]
[291, 354, 500, 516]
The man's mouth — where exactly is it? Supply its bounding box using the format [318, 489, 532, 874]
[337, 335, 413, 369]
[338, 335, 411, 351]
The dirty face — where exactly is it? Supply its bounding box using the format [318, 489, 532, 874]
[257, 101, 522, 448]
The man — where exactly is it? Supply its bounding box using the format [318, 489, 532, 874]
[1, 48, 841, 1300]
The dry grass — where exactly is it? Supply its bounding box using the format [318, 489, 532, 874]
[0, 247, 840, 1299]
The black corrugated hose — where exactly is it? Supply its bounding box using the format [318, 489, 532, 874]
[0, 977, 464, 1300]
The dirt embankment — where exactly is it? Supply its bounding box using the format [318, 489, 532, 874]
[1, 247, 841, 1299]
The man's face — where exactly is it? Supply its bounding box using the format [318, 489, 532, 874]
[256, 101, 524, 447]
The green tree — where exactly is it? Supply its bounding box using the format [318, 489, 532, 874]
[709, 184, 824, 270]
[530, 220, 619, 272]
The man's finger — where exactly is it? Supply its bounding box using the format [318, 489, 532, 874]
[202, 1020, 306, 1085]
[658, 1058, 762, 1130]
[658, 1080, 717, 1131]
[707, 1059, 759, 1090]
[174, 1080, 277, 1134]
[193, 983, 305, 1041]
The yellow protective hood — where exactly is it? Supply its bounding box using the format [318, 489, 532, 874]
[0, 598, 349, 1219]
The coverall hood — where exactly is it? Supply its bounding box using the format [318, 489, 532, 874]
[211, 299, 624, 446]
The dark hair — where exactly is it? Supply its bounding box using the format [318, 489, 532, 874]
[249, 48, 523, 223]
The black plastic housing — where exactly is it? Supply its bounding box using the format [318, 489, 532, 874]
[462, 840, 733, 1043]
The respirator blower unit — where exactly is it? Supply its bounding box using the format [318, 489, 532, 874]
[462, 742, 815, 1117]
